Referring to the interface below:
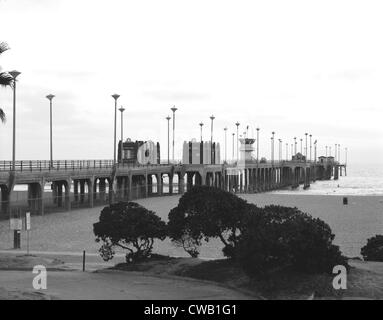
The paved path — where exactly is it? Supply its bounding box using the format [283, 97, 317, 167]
[0, 270, 254, 300]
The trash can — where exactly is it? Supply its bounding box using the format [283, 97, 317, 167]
[343, 197, 348, 205]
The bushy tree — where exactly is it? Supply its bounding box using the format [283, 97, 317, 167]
[235, 205, 348, 276]
[361, 235, 383, 262]
[93, 202, 167, 262]
[167, 186, 251, 257]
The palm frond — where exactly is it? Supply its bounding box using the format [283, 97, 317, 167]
[0, 72, 13, 88]
[0, 42, 10, 55]
[0, 108, 6, 123]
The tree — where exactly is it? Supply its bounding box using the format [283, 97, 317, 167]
[167, 186, 251, 257]
[235, 205, 348, 276]
[93, 202, 167, 262]
[361, 235, 383, 262]
[0, 41, 13, 123]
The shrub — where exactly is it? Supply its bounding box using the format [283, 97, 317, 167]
[361, 235, 383, 262]
[235, 205, 348, 276]
[167, 186, 251, 257]
[93, 202, 167, 263]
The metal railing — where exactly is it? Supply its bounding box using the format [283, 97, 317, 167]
[0, 160, 115, 172]
[0, 160, 179, 172]
[0, 158, 343, 173]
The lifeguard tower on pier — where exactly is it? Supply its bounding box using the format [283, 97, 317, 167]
[239, 138, 256, 164]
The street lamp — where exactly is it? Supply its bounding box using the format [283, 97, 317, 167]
[294, 137, 297, 155]
[235, 122, 240, 162]
[119, 106, 125, 162]
[325, 146, 328, 157]
[9, 71, 21, 171]
[256, 128, 260, 166]
[278, 139, 282, 162]
[271, 132, 275, 165]
[166, 116, 171, 164]
[338, 144, 341, 163]
[305, 133, 308, 160]
[224, 127, 228, 163]
[199, 122, 204, 142]
[171, 106, 178, 163]
[46, 94, 55, 168]
[111, 94, 120, 165]
[210, 115, 215, 164]
[232, 133, 235, 161]
[314, 140, 317, 163]
[309, 134, 312, 162]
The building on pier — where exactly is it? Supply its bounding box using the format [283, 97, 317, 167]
[182, 140, 221, 165]
[292, 152, 306, 162]
[118, 139, 161, 165]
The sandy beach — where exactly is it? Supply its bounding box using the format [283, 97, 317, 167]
[1, 193, 382, 259]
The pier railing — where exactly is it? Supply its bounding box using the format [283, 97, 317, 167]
[0, 159, 344, 172]
[0, 160, 175, 172]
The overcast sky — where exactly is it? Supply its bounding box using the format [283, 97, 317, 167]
[0, 0, 382, 165]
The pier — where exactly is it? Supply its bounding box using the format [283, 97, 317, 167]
[0, 159, 346, 217]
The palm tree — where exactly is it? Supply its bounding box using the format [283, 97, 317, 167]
[0, 41, 13, 123]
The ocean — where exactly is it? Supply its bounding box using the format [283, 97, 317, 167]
[271, 163, 383, 196]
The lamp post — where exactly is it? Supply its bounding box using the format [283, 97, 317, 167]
[232, 133, 235, 161]
[46, 94, 55, 168]
[224, 127, 228, 163]
[291, 144, 293, 160]
[256, 128, 260, 166]
[210, 115, 215, 164]
[326, 145, 328, 157]
[171, 106, 178, 163]
[119, 106, 125, 162]
[235, 122, 240, 162]
[305, 133, 308, 161]
[199, 122, 204, 142]
[111, 94, 120, 165]
[309, 134, 312, 162]
[271, 132, 275, 165]
[338, 144, 341, 163]
[9, 71, 21, 171]
[278, 139, 282, 162]
[294, 137, 297, 155]
[166, 116, 171, 164]
[329, 146, 332, 157]
[314, 140, 317, 163]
